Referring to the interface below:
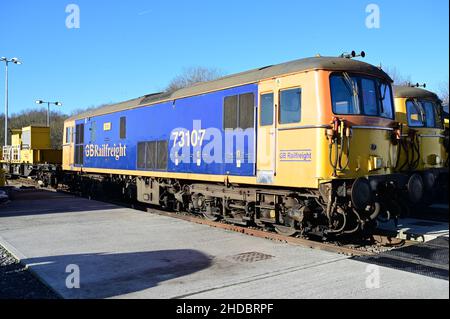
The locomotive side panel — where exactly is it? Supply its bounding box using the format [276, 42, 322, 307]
[71, 84, 258, 177]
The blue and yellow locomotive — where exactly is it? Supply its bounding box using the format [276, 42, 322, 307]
[62, 56, 420, 236]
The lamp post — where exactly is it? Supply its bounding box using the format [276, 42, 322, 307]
[1, 57, 22, 146]
[35, 100, 62, 127]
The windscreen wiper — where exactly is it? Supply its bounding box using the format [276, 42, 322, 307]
[343, 72, 360, 113]
[378, 82, 387, 114]
[412, 99, 426, 125]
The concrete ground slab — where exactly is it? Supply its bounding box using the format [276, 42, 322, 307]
[0, 189, 448, 299]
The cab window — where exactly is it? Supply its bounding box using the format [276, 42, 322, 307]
[379, 82, 394, 119]
[279, 88, 301, 124]
[330, 73, 394, 119]
[260, 93, 274, 126]
[421, 101, 442, 129]
[65, 127, 72, 144]
[361, 78, 378, 116]
[330, 75, 358, 114]
[406, 101, 424, 127]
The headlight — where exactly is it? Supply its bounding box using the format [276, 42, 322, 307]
[427, 154, 441, 165]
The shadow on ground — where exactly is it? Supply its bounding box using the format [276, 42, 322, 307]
[22, 249, 213, 298]
[0, 189, 122, 218]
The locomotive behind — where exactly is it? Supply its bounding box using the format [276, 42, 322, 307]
[0, 126, 61, 186]
[392, 85, 448, 202]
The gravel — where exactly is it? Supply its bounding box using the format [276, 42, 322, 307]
[0, 244, 59, 299]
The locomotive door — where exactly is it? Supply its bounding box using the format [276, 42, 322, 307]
[256, 91, 277, 184]
[62, 120, 75, 170]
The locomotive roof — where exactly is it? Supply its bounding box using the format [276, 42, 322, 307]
[67, 56, 392, 121]
[393, 85, 440, 101]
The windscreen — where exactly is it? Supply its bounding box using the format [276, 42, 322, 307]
[330, 73, 394, 119]
[421, 100, 443, 129]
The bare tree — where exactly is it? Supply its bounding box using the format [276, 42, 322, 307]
[0, 109, 68, 149]
[383, 66, 412, 86]
[438, 82, 449, 110]
[165, 67, 224, 92]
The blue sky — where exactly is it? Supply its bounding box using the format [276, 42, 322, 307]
[0, 0, 448, 115]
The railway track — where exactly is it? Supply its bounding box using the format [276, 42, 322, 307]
[145, 208, 412, 257]
[7, 177, 414, 257]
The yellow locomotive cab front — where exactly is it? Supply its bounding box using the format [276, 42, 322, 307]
[392, 85, 449, 202]
[309, 70, 419, 224]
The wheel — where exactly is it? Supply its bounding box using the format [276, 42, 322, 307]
[274, 224, 298, 237]
[202, 211, 220, 221]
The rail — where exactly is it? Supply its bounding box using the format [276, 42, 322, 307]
[145, 209, 410, 257]
[16, 177, 417, 257]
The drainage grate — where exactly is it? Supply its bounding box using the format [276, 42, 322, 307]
[231, 252, 274, 263]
